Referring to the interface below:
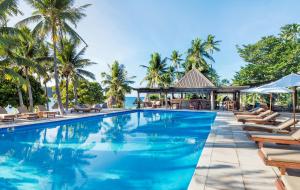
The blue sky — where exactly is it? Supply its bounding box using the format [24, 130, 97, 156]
[10, 0, 300, 95]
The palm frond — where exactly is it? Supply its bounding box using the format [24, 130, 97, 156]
[76, 69, 95, 80]
[16, 15, 42, 27]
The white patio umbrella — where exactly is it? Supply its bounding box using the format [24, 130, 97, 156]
[262, 73, 300, 126]
[241, 86, 292, 110]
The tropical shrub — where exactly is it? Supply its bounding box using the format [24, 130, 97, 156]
[0, 77, 46, 107]
[55, 80, 104, 107]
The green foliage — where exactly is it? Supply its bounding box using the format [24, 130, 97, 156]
[203, 67, 220, 86]
[56, 80, 104, 106]
[234, 24, 300, 86]
[77, 81, 103, 105]
[161, 66, 175, 87]
[29, 75, 47, 106]
[58, 38, 96, 81]
[101, 61, 135, 108]
[141, 36, 221, 87]
[220, 79, 230, 86]
[240, 93, 292, 108]
[148, 94, 160, 100]
[0, 0, 21, 25]
[0, 76, 46, 107]
[183, 35, 220, 73]
[0, 79, 19, 107]
[141, 53, 167, 88]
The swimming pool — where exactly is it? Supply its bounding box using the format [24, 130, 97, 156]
[0, 110, 216, 190]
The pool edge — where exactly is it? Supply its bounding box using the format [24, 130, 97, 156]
[188, 112, 217, 190]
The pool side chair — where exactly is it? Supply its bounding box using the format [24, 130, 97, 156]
[258, 146, 300, 175]
[0, 106, 15, 122]
[17, 106, 38, 120]
[249, 128, 300, 148]
[37, 105, 56, 118]
[243, 119, 298, 133]
[275, 175, 300, 190]
[72, 105, 91, 113]
[236, 110, 272, 121]
[234, 107, 265, 116]
[91, 105, 102, 112]
[84, 104, 102, 113]
[238, 112, 280, 125]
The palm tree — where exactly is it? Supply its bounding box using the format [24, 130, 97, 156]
[169, 50, 182, 71]
[12, 26, 46, 111]
[140, 52, 167, 88]
[205, 34, 221, 54]
[101, 61, 135, 108]
[169, 50, 182, 80]
[17, 0, 91, 115]
[280, 24, 300, 41]
[161, 66, 175, 88]
[38, 42, 53, 110]
[184, 36, 220, 72]
[0, 61, 26, 106]
[0, 0, 21, 25]
[57, 38, 96, 110]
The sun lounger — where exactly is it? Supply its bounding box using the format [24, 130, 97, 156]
[37, 105, 56, 118]
[258, 146, 300, 175]
[17, 106, 38, 120]
[84, 104, 102, 112]
[72, 105, 91, 113]
[243, 119, 298, 133]
[234, 107, 265, 115]
[236, 110, 272, 121]
[0, 106, 15, 122]
[91, 106, 102, 112]
[276, 175, 300, 190]
[250, 128, 300, 148]
[238, 112, 280, 124]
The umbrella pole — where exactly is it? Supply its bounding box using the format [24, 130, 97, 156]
[293, 87, 296, 127]
[269, 93, 272, 111]
[252, 94, 255, 109]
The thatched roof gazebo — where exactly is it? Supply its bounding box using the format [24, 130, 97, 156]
[175, 68, 215, 88]
[134, 68, 249, 110]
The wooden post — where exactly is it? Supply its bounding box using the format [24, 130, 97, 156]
[165, 92, 168, 109]
[137, 92, 141, 109]
[236, 92, 240, 110]
[295, 88, 298, 110]
[210, 91, 215, 110]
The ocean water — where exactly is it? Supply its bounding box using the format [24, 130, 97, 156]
[0, 110, 216, 190]
[125, 97, 144, 109]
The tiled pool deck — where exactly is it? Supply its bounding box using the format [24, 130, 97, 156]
[189, 111, 300, 190]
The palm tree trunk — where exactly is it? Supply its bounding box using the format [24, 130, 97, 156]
[73, 78, 78, 105]
[52, 27, 65, 115]
[65, 76, 69, 111]
[17, 85, 24, 106]
[25, 67, 34, 111]
[44, 82, 49, 110]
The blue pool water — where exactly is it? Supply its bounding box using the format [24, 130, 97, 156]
[0, 110, 216, 190]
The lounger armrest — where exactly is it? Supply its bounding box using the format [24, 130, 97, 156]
[250, 136, 300, 147]
[240, 119, 277, 125]
[243, 126, 273, 133]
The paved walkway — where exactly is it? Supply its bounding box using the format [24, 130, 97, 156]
[0, 108, 128, 128]
[189, 111, 282, 190]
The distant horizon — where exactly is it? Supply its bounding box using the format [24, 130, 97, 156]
[9, 0, 300, 96]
